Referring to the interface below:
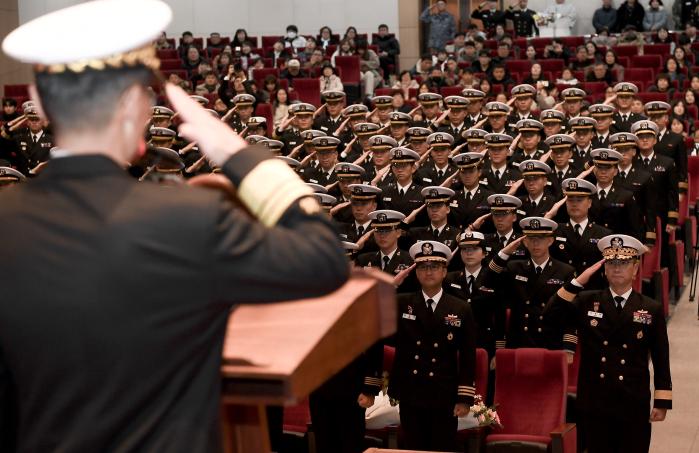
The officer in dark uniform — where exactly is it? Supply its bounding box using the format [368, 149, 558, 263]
[371, 95, 394, 128]
[299, 129, 328, 166]
[551, 178, 611, 290]
[389, 111, 412, 147]
[299, 136, 341, 185]
[462, 127, 488, 154]
[407, 186, 459, 250]
[611, 82, 646, 134]
[382, 147, 423, 217]
[482, 133, 521, 193]
[589, 149, 645, 241]
[590, 103, 616, 149]
[150, 106, 175, 130]
[416, 132, 457, 187]
[505, 0, 539, 37]
[546, 235, 672, 453]
[364, 134, 397, 187]
[561, 87, 586, 121]
[313, 90, 346, 136]
[334, 162, 367, 202]
[569, 116, 597, 169]
[541, 108, 567, 137]
[483, 194, 526, 259]
[483, 101, 515, 136]
[471, 0, 507, 35]
[644, 101, 688, 197]
[337, 183, 381, 250]
[450, 152, 494, 230]
[259, 138, 285, 156]
[632, 120, 680, 269]
[389, 240, 476, 452]
[1, 107, 54, 172]
[462, 88, 487, 129]
[357, 209, 414, 290]
[348, 122, 380, 164]
[508, 84, 539, 129]
[407, 126, 432, 159]
[518, 160, 555, 217]
[414, 92, 444, 129]
[148, 126, 177, 149]
[340, 104, 370, 153]
[610, 132, 657, 245]
[436, 96, 469, 148]
[445, 231, 506, 361]
[227, 93, 256, 133]
[311, 190, 337, 214]
[545, 134, 579, 199]
[510, 119, 546, 165]
[274, 102, 316, 154]
[486, 217, 575, 348]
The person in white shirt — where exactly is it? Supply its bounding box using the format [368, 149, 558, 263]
[540, 0, 577, 36]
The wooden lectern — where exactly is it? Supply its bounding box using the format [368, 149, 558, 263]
[219, 270, 396, 453]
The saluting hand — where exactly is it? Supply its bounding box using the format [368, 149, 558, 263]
[501, 235, 525, 256]
[576, 259, 605, 287]
[166, 84, 247, 166]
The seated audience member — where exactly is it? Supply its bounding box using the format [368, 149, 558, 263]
[195, 71, 221, 95]
[556, 68, 579, 86]
[319, 63, 344, 92]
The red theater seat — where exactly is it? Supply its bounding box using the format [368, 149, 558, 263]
[486, 349, 575, 453]
[334, 56, 361, 85]
[292, 78, 321, 106]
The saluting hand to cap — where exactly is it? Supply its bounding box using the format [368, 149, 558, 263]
[166, 83, 248, 166]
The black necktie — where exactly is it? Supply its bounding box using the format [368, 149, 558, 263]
[599, 189, 606, 202]
[494, 170, 501, 181]
[499, 236, 507, 247]
[467, 275, 474, 295]
[399, 188, 405, 196]
[619, 171, 626, 181]
[598, 135, 604, 143]
[453, 128, 459, 136]
[465, 191, 472, 202]
[426, 298, 435, 312]
[531, 200, 537, 209]
[357, 225, 364, 237]
[382, 255, 390, 270]
[437, 169, 444, 179]
[433, 228, 440, 238]
[574, 224, 582, 236]
[614, 296, 624, 313]
[622, 114, 628, 122]
[557, 170, 564, 181]
[643, 158, 650, 167]
[535, 266, 543, 275]
[32, 134, 37, 144]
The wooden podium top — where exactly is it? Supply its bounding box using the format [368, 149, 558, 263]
[220, 270, 396, 405]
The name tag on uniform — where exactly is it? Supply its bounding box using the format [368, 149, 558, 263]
[402, 313, 416, 320]
[383, 197, 392, 201]
[320, 126, 329, 131]
[450, 283, 462, 289]
[556, 237, 567, 242]
[515, 275, 528, 282]
[309, 179, 319, 184]
[449, 201, 459, 208]
[653, 166, 666, 172]
[547, 279, 564, 285]
[588, 311, 603, 318]
[422, 178, 433, 183]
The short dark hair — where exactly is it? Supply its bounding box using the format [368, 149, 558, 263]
[35, 66, 153, 135]
[182, 31, 193, 38]
[378, 24, 389, 30]
[2, 98, 17, 107]
[286, 25, 298, 33]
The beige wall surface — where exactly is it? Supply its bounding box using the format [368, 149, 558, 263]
[0, 0, 32, 89]
[398, 0, 421, 75]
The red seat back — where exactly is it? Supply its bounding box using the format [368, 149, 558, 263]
[283, 398, 311, 433]
[624, 68, 654, 82]
[539, 59, 564, 73]
[291, 78, 320, 106]
[493, 349, 567, 436]
[334, 56, 361, 85]
[3, 84, 29, 98]
[252, 67, 281, 86]
[440, 86, 464, 97]
[631, 55, 663, 70]
[383, 345, 395, 373]
[611, 45, 638, 57]
[474, 348, 489, 399]
[156, 49, 179, 60]
[160, 59, 183, 70]
[505, 59, 532, 74]
[644, 44, 671, 56]
[375, 87, 394, 97]
[254, 103, 273, 131]
[638, 92, 670, 103]
[261, 35, 284, 48]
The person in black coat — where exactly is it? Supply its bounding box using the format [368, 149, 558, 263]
[389, 240, 476, 452]
[0, 107, 53, 173]
[645, 101, 688, 197]
[0, 7, 350, 451]
[375, 24, 400, 80]
[545, 235, 672, 453]
[517, 160, 556, 217]
[615, 0, 646, 32]
[449, 152, 494, 231]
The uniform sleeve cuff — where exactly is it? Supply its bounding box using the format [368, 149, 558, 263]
[654, 390, 672, 409]
[495, 340, 506, 349]
[557, 281, 582, 302]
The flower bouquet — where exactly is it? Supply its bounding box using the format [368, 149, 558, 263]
[469, 394, 502, 428]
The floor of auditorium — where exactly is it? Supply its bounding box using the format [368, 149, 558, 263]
[650, 283, 699, 453]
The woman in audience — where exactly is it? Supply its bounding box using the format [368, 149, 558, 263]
[392, 90, 413, 114]
[690, 75, 699, 94]
[670, 115, 689, 137]
[556, 68, 579, 86]
[443, 57, 459, 86]
[654, 27, 675, 51]
[664, 56, 687, 85]
[684, 90, 697, 113]
[343, 26, 358, 42]
[393, 70, 420, 100]
[183, 46, 207, 78]
[673, 46, 692, 71]
[272, 88, 291, 128]
[155, 31, 172, 50]
[644, 0, 668, 31]
[522, 62, 547, 86]
[647, 73, 674, 100]
[536, 84, 558, 110]
[478, 79, 493, 99]
[317, 26, 338, 50]
[357, 40, 382, 100]
[604, 50, 625, 82]
[524, 45, 538, 62]
[672, 100, 690, 125]
[232, 29, 250, 48]
[418, 82, 432, 95]
[213, 52, 233, 76]
[319, 62, 344, 92]
[331, 38, 355, 67]
[585, 41, 603, 61]
[570, 45, 593, 71]
[263, 75, 280, 102]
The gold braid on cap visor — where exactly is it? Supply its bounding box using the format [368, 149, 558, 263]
[602, 247, 640, 260]
[34, 45, 160, 74]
